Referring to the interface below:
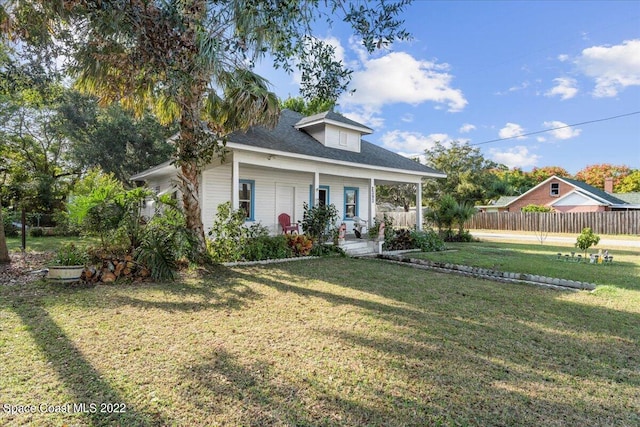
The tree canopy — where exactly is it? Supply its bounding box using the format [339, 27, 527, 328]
[423, 140, 498, 205]
[2, 0, 413, 258]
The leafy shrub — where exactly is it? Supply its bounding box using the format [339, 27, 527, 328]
[410, 229, 446, 251]
[52, 243, 88, 266]
[135, 230, 179, 281]
[368, 214, 395, 246]
[243, 235, 292, 261]
[521, 204, 553, 212]
[575, 227, 600, 256]
[29, 227, 44, 237]
[440, 229, 476, 243]
[286, 234, 313, 256]
[300, 202, 339, 243]
[386, 229, 414, 250]
[207, 202, 249, 262]
[134, 194, 196, 280]
[309, 243, 346, 257]
[2, 210, 19, 237]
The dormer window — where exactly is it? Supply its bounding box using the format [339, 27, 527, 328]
[550, 183, 559, 196]
[294, 111, 372, 153]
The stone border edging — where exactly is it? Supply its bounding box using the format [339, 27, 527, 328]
[377, 254, 596, 291]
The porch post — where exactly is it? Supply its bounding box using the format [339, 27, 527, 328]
[369, 178, 376, 226]
[416, 181, 423, 230]
[313, 171, 320, 205]
[231, 157, 239, 210]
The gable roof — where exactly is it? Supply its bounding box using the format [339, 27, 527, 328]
[560, 177, 628, 205]
[498, 175, 631, 208]
[227, 109, 444, 176]
[294, 110, 373, 134]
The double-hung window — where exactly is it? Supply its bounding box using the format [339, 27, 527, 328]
[239, 180, 255, 221]
[550, 182, 559, 196]
[344, 187, 359, 219]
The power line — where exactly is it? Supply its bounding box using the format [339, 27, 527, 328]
[470, 111, 640, 146]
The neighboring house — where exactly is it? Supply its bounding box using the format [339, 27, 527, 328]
[477, 175, 640, 213]
[131, 109, 446, 235]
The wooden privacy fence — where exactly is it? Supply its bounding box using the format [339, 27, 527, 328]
[464, 211, 640, 235]
[376, 211, 416, 228]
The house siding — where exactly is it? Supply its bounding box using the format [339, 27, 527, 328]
[509, 178, 573, 211]
[201, 163, 370, 235]
[140, 173, 178, 218]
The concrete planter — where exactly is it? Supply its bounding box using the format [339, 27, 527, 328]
[47, 265, 84, 283]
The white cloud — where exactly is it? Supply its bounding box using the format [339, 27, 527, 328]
[498, 123, 526, 140]
[489, 146, 540, 168]
[339, 51, 467, 126]
[575, 39, 640, 97]
[378, 130, 460, 164]
[459, 123, 476, 133]
[557, 54, 570, 62]
[545, 77, 578, 100]
[343, 110, 385, 130]
[401, 113, 414, 123]
[543, 120, 582, 140]
[380, 130, 449, 155]
[509, 81, 530, 92]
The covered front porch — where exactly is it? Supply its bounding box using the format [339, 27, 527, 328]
[218, 149, 427, 235]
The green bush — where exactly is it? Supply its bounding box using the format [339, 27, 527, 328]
[207, 202, 249, 262]
[410, 229, 446, 251]
[521, 204, 552, 213]
[29, 227, 44, 237]
[368, 214, 395, 248]
[2, 212, 19, 237]
[309, 243, 346, 257]
[242, 235, 292, 261]
[134, 195, 196, 280]
[300, 202, 339, 243]
[51, 243, 89, 266]
[575, 227, 600, 256]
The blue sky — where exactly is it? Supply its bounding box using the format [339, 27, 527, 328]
[256, 0, 640, 175]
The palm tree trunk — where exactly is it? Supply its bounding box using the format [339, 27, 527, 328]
[179, 160, 207, 259]
[0, 200, 11, 264]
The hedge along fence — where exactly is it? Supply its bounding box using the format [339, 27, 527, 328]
[464, 211, 640, 235]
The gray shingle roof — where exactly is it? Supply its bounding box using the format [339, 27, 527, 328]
[228, 109, 444, 176]
[614, 192, 640, 204]
[295, 110, 373, 133]
[562, 177, 628, 205]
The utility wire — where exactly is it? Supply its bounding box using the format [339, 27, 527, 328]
[470, 111, 640, 146]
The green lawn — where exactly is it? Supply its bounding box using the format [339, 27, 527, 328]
[408, 241, 640, 291]
[1, 254, 639, 426]
[5, 236, 97, 253]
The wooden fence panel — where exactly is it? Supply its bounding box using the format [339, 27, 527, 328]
[464, 211, 640, 235]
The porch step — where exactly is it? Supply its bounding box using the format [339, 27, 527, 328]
[339, 239, 379, 257]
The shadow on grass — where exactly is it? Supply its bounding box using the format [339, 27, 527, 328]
[7, 298, 165, 426]
[179, 347, 454, 425]
[230, 259, 639, 381]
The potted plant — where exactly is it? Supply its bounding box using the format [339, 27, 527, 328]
[47, 243, 88, 283]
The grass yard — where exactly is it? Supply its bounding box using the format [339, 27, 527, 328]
[408, 241, 640, 291]
[5, 236, 97, 253]
[1, 253, 639, 426]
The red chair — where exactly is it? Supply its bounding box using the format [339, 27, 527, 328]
[278, 213, 299, 234]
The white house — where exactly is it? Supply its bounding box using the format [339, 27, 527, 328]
[131, 109, 446, 235]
